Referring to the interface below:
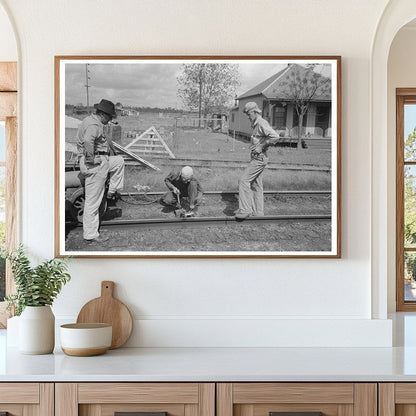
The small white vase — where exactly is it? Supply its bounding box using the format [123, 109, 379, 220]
[19, 306, 55, 354]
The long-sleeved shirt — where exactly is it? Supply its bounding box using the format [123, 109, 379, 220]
[249, 116, 281, 156]
[164, 170, 203, 195]
[76, 114, 109, 164]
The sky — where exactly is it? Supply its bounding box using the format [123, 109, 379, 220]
[405, 104, 416, 139]
[64, 60, 332, 109]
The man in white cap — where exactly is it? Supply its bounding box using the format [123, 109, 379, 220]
[77, 98, 125, 243]
[160, 166, 203, 215]
[235, 101, 281, 220]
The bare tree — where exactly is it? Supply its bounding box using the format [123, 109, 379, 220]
[177, 64, 240, 127]
[281, 64, 331, 149]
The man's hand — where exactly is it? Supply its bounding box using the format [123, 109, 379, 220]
[93, 155, 102, 165]
[254, 144, 264, 154]
[172, 187, 180, 195]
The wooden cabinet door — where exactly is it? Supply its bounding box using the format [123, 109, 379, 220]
[55, 383, 215, 416]
[0, 383, 53, 416]
[217, 383, 377, 416]
[379, 383, 416, 416]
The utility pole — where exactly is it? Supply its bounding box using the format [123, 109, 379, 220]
[85, 64, 91, 112]
[198, 64, 204, 128]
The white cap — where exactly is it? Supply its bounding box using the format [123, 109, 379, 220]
[181, 166, 193, 179]
[243, 101, 261, 114]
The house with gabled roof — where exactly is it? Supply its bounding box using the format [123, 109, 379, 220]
[229, 64, 332, 143]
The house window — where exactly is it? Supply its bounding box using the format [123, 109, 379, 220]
[396, 89, 416, 311]
[273, 104, 287, 130]
[315, 104, 330, 132]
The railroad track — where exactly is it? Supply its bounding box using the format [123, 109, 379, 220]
[119, 189, 331, 197]
[96, 214, 332, 230]
[117, 189, 331, 207]
[67, 189, 331, 230]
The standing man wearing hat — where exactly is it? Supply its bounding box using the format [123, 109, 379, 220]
[160, 166, 203, 216]
[235, 101, 281, 220]
[77, 99, 125, 243]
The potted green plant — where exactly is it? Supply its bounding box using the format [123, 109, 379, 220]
[4, 245, 71, 354]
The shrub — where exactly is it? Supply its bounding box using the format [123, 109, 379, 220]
[2, 246, 71, 316]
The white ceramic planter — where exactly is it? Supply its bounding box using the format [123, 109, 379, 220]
[19, 305, 55, 354]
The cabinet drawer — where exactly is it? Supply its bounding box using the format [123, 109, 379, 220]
[379, 383, 416, 415]
[56, 383, 215, 416]
[0, 383, 53, 416]
[78, 383, 200, 404]
[217, 383, 376, 416]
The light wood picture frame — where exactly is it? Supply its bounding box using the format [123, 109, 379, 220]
[55, 56, 341, 258]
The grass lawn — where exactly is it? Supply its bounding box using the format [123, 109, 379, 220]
[119, 126, 332, 193]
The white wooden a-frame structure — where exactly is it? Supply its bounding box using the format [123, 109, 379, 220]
[112, 142, 160, 171]
[125, 126, 175, 159]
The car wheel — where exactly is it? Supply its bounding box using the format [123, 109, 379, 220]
[68, 188, 107, 224]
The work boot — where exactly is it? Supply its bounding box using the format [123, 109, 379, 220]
[84, 233, 110, 244]
[234, 209, 251, 220]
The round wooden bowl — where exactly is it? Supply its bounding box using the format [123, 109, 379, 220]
[60, 323, 112, 356]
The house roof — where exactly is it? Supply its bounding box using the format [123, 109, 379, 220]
[238, 64, 331, 102]
[238, 66, 289, 99]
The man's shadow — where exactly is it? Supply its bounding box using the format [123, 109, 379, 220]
[221, 193, 238, 216]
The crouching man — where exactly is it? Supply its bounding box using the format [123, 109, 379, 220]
[160, 166, 203, 216]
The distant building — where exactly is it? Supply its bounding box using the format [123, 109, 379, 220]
[116, 103, 138, 117]
[229, 64, 332, 140]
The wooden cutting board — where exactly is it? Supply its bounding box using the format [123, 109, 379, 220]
[76, 281, 133, 349]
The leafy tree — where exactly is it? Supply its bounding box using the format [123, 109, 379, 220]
[405, 253, 416, 282]
[177, 64, 240, 126]
[405, 126, 416, 161]
[403, 127, 416, 281]
[405, 166, 416, 246]
[280, 64, 331, 149]
[404, 128, 416, 248]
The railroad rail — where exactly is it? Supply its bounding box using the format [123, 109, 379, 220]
[91, 214, 332, 230]
[120, 189, 331, 197]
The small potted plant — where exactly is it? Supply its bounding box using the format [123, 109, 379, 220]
[4, 245, 71, 354]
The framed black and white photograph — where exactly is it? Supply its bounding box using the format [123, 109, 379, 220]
[55, 56, 341, 258]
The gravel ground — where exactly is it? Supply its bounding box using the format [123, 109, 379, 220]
[66, 220, 331, 253]
[116, 193, 331, 218]
[65, 194, 332, 253]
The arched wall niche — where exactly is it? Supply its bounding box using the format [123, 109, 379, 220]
[372, 0, 416, 317]
[0, 0, 18, 61]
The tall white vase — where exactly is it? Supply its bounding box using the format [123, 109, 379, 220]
[19, 306, 55, 354]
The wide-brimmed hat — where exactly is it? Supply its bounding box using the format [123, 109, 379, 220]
[243, 101, 261, 114]
[94, 99, 116, 117]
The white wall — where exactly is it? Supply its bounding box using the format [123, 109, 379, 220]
[0, 2, 16, 61]
[387, 26, 416, 312]
[0, 0, 394, 347]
